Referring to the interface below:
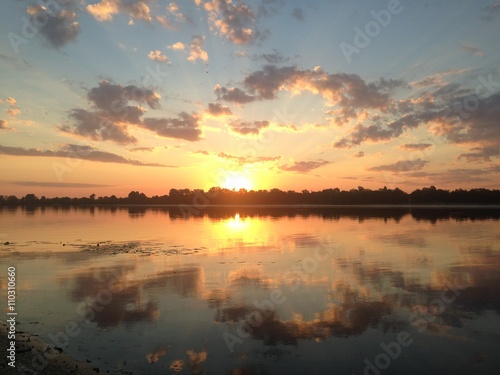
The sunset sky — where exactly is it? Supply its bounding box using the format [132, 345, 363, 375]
[1, 0, 499, 197]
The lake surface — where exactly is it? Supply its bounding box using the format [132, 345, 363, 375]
[1, 206, 500, 374]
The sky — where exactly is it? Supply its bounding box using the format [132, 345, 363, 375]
[0, 0, 500, 198]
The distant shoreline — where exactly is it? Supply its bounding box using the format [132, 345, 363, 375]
[3, 203, 500, 209]
[3, 187, 500, 207]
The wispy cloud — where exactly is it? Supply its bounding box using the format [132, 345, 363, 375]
[0, 144, 170, 167]
[399, 143, 433, 151]
[11, 181, 111, 188]
[193, 150, 280, 167]
[462, 44, 484, 58]
[367, 159, 428, 173]
[291, 7, 304, 21]
[280, 160, 330, 173]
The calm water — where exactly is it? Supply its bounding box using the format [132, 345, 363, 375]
[1, 206, 500, 374]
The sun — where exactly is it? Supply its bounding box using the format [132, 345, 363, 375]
[221, 171, 252, 191]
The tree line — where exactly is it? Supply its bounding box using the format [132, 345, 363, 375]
[1, 186, 500, 207]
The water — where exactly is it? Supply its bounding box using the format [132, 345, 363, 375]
[1, 206, 500, 374]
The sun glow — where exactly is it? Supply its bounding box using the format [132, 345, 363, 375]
[221, 171, 252, 191]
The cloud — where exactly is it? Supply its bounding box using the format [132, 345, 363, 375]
[139, 112, 202, 141]
[0, 144, 168, 167]
[0, 120, 8, 129]
[242, 66, 405, 106]
[194, 150, 280, 166]
[217, 152, 280, 165]
[11, 181, 111, 188]
[431, 92, 500, 145]
[27, 5, 80, 48]
[203, 0, 258, 44]
[367, 159, 428, 173]
[194, 150, 210, 155]
[214, 85, 256, 104]
[228, 120, 269, 135]
[129, 147, 155, 152]
[169, 42, 185, 50]
[462, 45, 484, 58]
[1, 97, 21, 117]
[216, 66, 405, 126]
[487, 2, 500, 11]
[148, 50, 169, 63]
[61, 81, 202, 144]
[333, 110, 442, 148]
[5, 97, 16, 107]
[334, 86, 500, 151]
[187, 35, 208, 62]
[291, 7, 304, 21]
[205, 102, 232, 117]
[483, 2, 500, 19]
[252, 49, 289, 64]
[399, 143, 433, 151]
[87, 0, 152, 22]
[411, 68, 471, 88]
[0, 53, 30, 70]
[64, 109, 138, 144]
[5, 108, 20, 117]
[280, 160, 330, 173]
[87, 80, 160, 113]
[458, 144, 500, 162]
[353, 151, 365, 158]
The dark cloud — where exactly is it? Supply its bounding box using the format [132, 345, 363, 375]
[280, 160, 330, 173]
[62, 81, 203, 143]
[0, 144, 167, 167]
[432, 92, 500, 145]
[27, 5, 80, 48]
[353, 151, 365, 158]
[63, 109, 138, 144]
[228, 120, 269, 135]
[399, 143, 433, 151]
[367, 159, 428, 173]
[202, 0, 258, 44]
[205, 102, 232, 116]
[87, 80, 160, 115]
[140, 113, 202, 141]
[214, 85, 256, 104]
[458, 144, 500, 162]
[12, 181, 111, 188]
[333, 110, 441, 148]
[291, 7, 304, 21]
